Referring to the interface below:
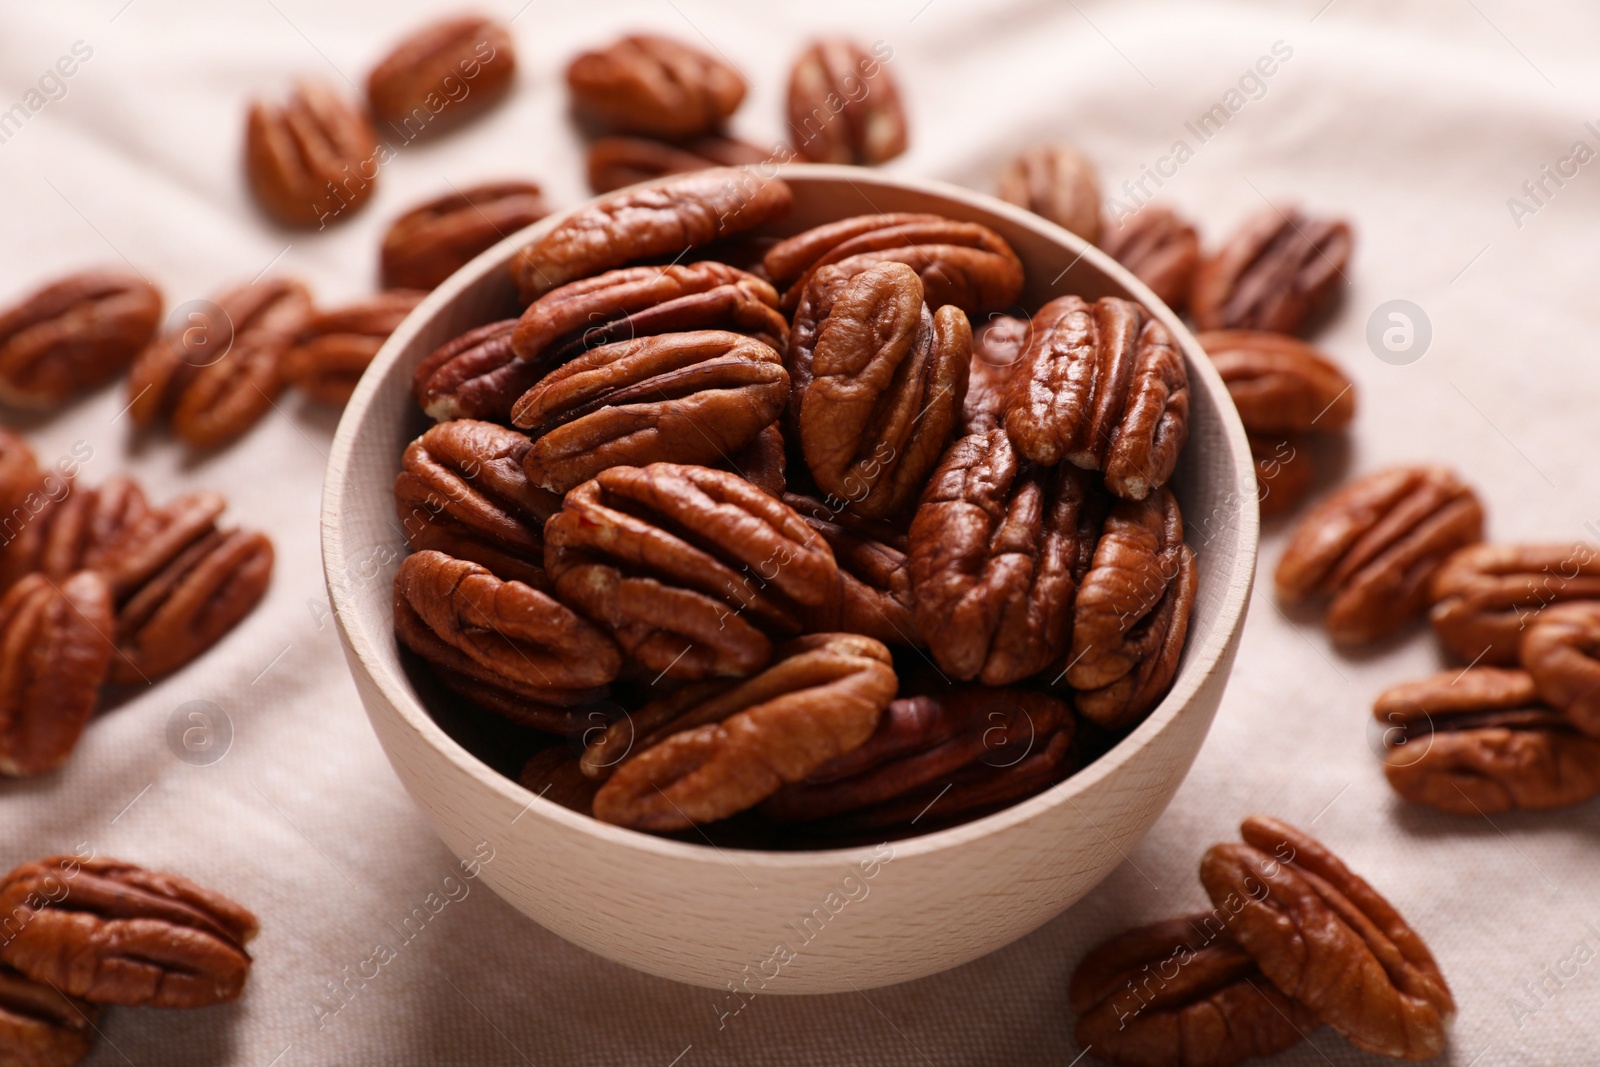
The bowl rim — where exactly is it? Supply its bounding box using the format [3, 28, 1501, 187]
[321, 162, 1259, 870]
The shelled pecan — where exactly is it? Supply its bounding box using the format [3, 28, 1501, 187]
[960, 314, 1029, 436]
[366, 15, 516, 135]
[567, 34, 746, 139]
[785, 493, 917, 646]
[726, 423, 786, 497]
[518, 746, 602, 815]
[1250, 434, 1314, 519]
[0, 962, 99, 1067]
[283, 289, 425, 406]
[411, 319, 530, 423]
[0, 475, 148, 587]
[996, 143, 1101, 243]
[586, 135, 770, 194]
[1428, 542, 1600, 665]
[787, 39, 906, 165]
[244, 79, 378, 228]
[1522, 602, 1600, 736]
[1099, 204, 1201, 313]
[0, 269, 163, 410]
[1190, 206, 1353, 334]
[380, 181, 548, 291]
[0, 572, 113, 777]
[1198, 329, 1355, 434]
[0, 430, 38, 518]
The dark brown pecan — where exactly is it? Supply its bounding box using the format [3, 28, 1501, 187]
[1099, 204, 1201, 313]
[567, 34, 745, 139]
[510, 168, 793, 303]
[908, 430, 1107, 684]
[996, 143, 1101, 243]
[787, 39, 906, 165]
[1428, 542, 1600, 665]
[367, 15, 515, 135]
[0, 572, 113, 777]
[797, 262, 970, 520]
[381, 181, 548, 291]
[1250, 434, 1314, 520]
[244, 78, 378, 228]
[591, 633, 896, 830]
[544, 463, 840, 679]
[127, 277, 311, 449]
[785, 492, 917, 646]
[0, 269, 163, 410]
[0, 430, 37, 518]
[1276, 466, 1484, 645]
[961, 314, 1029, 435]
[0, 476, 148, 587]
[586, 135, 771, 194]
[1376, 667, 1600, 814]
[1004, 295, 1189, 501]
[726, 423, 786, 497]
[411, 319, 533, 423]
[1198, 329, 1355, 434]
[512, 330, 789, 494]
[1522, 602, 1600, 736]
[0, 855, 258, 1008]
[1068, 914, 1315, 1067]
[1201, 816, 1455, 1061]
[1190, 207, 1353, 335]
[764, 212, 1024, 315]
[283, 289, 425, 406]
[0, 961, 98, 1067]
[518, 746, 601, 814]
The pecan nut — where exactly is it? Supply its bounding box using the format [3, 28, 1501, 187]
[518, 746, 602, 814]
[283, 289, 425, 407]
[567, 35, 745, 139]
[0, 856, 258, 1008]
[961, 314, 1029, 435]
[0, 962, 99, 1067]
[787, 39, 907, 165]
[0, 476, 148, 588]
[1522, 602, 1600, 736]
[1201, 816, 1455, 1061]
[591, 633, 897, 830]
[1190, 206, 1353, 334]
[586, 135, 770, 194]
[244, 79, 377, 228]
[0, 572, 113, 777]
[1004, 295, 1190, 501]
[996, 143, 1102, 243]
[1276, 465, 1484, 645]
[367, 16, 515, 135]
[1198, 329, 1355, 434]
[0, 430, 38, 518]
[544, 463, 840, 679]
[1250, 434, 1314, 519]
[1428, 542, 1600, 665]
[785, 493, 917, 646]
[1099, 204, 1201, 313]
[411, 319, 532, 423]
[726, 423, 786, 497]
[381, 181, 548, 291]
[0, 269, 163, 410]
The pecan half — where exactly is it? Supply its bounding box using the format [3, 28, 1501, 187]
[1099, 204, 1201, 313]
[0, 476, 148, 588]
[244, 78, 378, 228]
[567, 34, 745, 139]
[592, 633, 896, 830]
[544, 463, 840, 679]
[1201, 816, 1455, 1060]
[127, 277, 311, 448]
[1522, 602, 1600, 736]
[787, 39, 907, 165]
[0, 573, 113, 777]
[411, 319, 532, 423]
[381, 181, 548, 291]
[0, 856, 258, 1008]
[1004, 295, 1189, 501]
[510, 168, 793, 303]
[909, 430, 1108, 684]
[1276, 466, 1484, 645]
[726, 423, 786, 497]
[1376, 667, 1600, 814]
[0, 962, 98, 1067]
[1067, 488, 1196, 730]
[283, 289, 425, 406]
[367, 15, 516, 135]
[1428, 542, 1600, 665]
[0, 269, 163, 410]
[1068, 914, 1315, 1067]
[1190, 207, 1353, 334]
[996, 143, 1101, 243]
[785, 492, 917, 646]
[961, 314, 1029, 435]
[1198, 329, 1355, 434]
[518, 746, 602, 814]
[586, 135, 771, 194]
[0, 430, 37, 518]
[1250, 434, 1314, 519]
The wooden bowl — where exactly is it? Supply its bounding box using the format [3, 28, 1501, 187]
[321, 165, 1259, 993]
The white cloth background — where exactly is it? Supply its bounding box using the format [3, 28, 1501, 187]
[4, 1, 1599, 1063]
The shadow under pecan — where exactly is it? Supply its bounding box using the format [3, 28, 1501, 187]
[0, 572, 113, 777]
[1004, 295, 1189, 502]
[787, 39, 907, 165]
[567, 34, 746, 140]
[1068, 914, 1315, 1067]
[909, 430, 1108, 685]
[544, 463, 841, 680]
[960, 313, 1030, 436]
[590, 633, 896, 831]
[284, 289, 425, 407]
[1198, 329, 1355, 435]
[1377, 667, 1600, 814]
[996, 142, 1102, 244]
[0, 269, 163, 411]
[0, 961, 99, 1067]
[381, 181, 548, 292]
[367, 15, 516, 136]
[1428, 542, 1600, 666]
[1276, 465, 1484, 645]
[1190, 206, 1353, 335]
[1522, 602, 1600, 736]
[127, 277, 312, 449]
[0, 475, 148, 591]
[244, 78, 377, 228]
[412, 319, 531, 423]
[1250, 434, 1314, 520]
[510, 168, 792, 304]
[1202, 816, 1455, 1061]
[1099, 204, 1201, 314]
[0, 856, 258, 1008]
[785, 492, 917, 646]
[586, 134, 771, 194]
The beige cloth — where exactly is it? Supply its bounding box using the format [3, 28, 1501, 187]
[4, 0, 1599, 1063]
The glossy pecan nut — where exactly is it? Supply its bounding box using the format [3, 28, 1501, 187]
[1068, 914, 1315, 1067]
[1250, 434, 1314, 519]
[785, 492, 917, 646]
[586, 134, 771, 194]
[0, 475, 148, 588]
[996, 143, 1102, 243]
[283, 289, 425, 406]
[1190, 206, 1353, 334]
[127, 277, 311, 448]
[960, 314, 1029, 436]
[1198, 329, 1355, 434]
[244, 79, 378, 228]
[367, 15, 515, 135]
[1066, 487, 1197, 730]
[796, 262, 970, 520]
[1201, 816, 1455, 1061]
[510, 168, 793, 303]
[909, 430, 1108, 684]
[381, 181, 548, 291]
[567, 34, 745, 139]
[518, 746, 602, 814]
[0, 961, 98, 1067]
[1428, 542, 1600, 665]
[0, 856, 258, 1008]
[1099, 204, 1201, 313]
[1522, 602, 1600, 736]
[0, 269, 163, 410]
[787, 39, 906, 165]
[0, 572, 113, 777]
[411, 319, 532, 423]
[512, 330, 790, 494]
[1004, 295, 1189, 501]
[1375, 667, 1600, 814]
[544, 463, 840, 679]
[726, 423, 786, 497]
[1276, 465, 1484, 645]
[591, 633, 896, 830]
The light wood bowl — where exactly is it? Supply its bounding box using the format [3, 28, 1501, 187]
[321, 165, 1259, 993]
